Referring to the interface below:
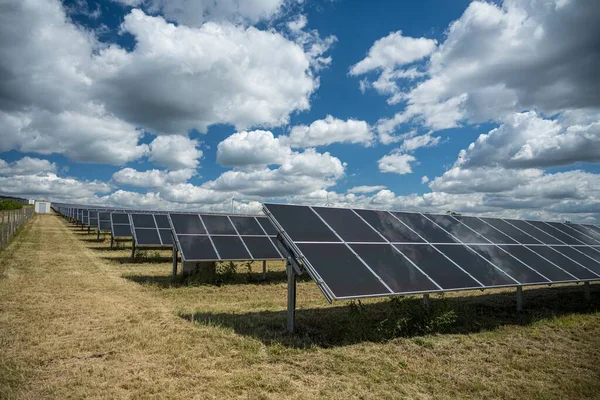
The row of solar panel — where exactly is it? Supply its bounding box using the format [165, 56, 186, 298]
[59, 206, 284, 262]
[265, 204, 600, 301]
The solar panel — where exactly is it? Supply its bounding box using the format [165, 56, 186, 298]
[169, 213, 283, 262]
[98, 212, 112, 232]
[130, 213, 173, 247]
[110, 213, 132, 238]
[264, 203, 600, 302]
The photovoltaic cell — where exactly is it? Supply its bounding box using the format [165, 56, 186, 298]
[112, 213, 130, 224]
[350, 244, 438, 293]
[202, 215, 237, 235]
[453, 216, 517, 244]
[230, 217, 264, 235]
[266, 204, 340, 242]
[154, 214, 171, 229]
[552, 223, 600, 245]
[159, 229, 173, 245]
[526, 220, 583, 245]
[571, 224, 600, 243]
[526, 246, 598, 280]
[211, 236, 251, 260]
[479, 217, 542, 244]
[504, 219, 563, 245]
[241, 236, 280, 259]
[391, 212, 457, 243]
[113, 225, 132, 237]
[424, 215, 490, 244]
[296, 243, 390, 298]
[99, 221, 112, 231]
[499, 245, 574, 282]
[257, 217, 278, 236]
[466, 245, 549, 284]
[394, 244, 482, 289]
[435, 245, 516, 287]
[131, 214, 156, 229]
[135, 228, 161, 245]
[353, 209, 424, 243]
[582, 224, 600, 236]
[312, 206, 386, 243]
[177, 235, 218, 260]
[171, 214, 205, 234]
[550, 247, 600, 275]
[575, 247, 600, 264]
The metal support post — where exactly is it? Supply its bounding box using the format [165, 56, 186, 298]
[88, 226, 91, 234]
[423, 293, 430, 306]
[131, 240, 136, 260]
[584, 281, 591, 301]
[110, 235, 114, 248]
[516, 286, 523, 311]
[286, 261, 297, 334]
[262, 260, 267, 280]
[172, 245, 178, 279]
[96, 229, 100, 240]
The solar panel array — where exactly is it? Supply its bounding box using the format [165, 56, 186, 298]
[170, 213, 283, 262]
[264, 203, 600, 302]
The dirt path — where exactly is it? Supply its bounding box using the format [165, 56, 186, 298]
[0, 214, 275, 399]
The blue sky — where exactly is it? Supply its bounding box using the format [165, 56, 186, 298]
[1, 0, 599, 222]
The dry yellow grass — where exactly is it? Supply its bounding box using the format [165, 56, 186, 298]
[1, 214, 600, 399]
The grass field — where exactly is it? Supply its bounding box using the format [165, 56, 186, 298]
[1, 214, 600, 399]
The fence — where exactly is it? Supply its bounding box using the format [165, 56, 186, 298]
[0, 208, 35, 250]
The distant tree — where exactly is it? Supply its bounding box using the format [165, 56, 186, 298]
[446, 210, 462, 216]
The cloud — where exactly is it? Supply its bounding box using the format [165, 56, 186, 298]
[0, 157, 57, 176]
[0, 173, 111, 200]
[148, 135, 203, 170]
[378, 153, 417, 175]
[217, 130, 289, 167]
[421, 176, 429, 184]
[347, 185, 387, 194]
[456, 111, 600, 170]
[112, 167, 196, 187]
[145, 0, 288, 26]
[359, 0, 600, 135]
[92, 10, 320, 134]
[350, 31, 437, 76]
[399, 132, 441, 152]
[282, 115, 374, 147]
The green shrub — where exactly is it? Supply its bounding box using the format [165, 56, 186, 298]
[0, 200, 23, 211]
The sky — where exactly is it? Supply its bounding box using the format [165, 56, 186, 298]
[1, 0, 599, 222]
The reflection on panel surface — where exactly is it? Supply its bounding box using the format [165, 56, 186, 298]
[313, 207, 386, 243]
[354, 209, 424, 243]
[435, 245, 516, 287]
[499, 246, 574, 282]
[425, 215, 490, 244]
[350, 244, 437, 293]
[297, 243, 390, 298]
[526, 246, 598, 280]
[394, 244, 481, 289]
[526, 221, 583, 245]
[267, 204, 339, 242]
[480, 218, 541, 245]
[454, 216, 517, 244]
[391, 212, 456, 243]
[554, 223, 600, 245]
[505, 220, 563, 244]
[468, 245, 548, 284]
[551, 247, 600, 275]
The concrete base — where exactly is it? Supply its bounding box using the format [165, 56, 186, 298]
[182, 261, 217, 276]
